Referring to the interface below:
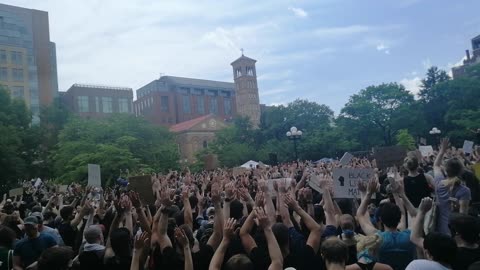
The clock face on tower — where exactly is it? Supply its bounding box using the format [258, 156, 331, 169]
[209, 119, 217, 128]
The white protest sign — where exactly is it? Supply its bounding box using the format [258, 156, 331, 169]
[463, 140, 474, 154]
[419, 145, 434, 157]
[308, 176, 322, 193]
[34, 178, 42, 187]
[339, 152, 354, 166]
[9, 187, 23, 197]
[88, 164, 102, 187]
[332, 168, 374, 199]
[267, 178, 293, 197]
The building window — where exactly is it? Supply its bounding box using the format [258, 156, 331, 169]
[160, 96, 169, 112]
[10, 51, 22, 65]
[203, 140, 208, 148]
[12, 68, 23, 82]
[102, 97, 112, 113]
[197, 96, 205, 114]
[224, 97, 232, 115]
[210, 96, 218, 114]
[235, 68, 242, 78]
[119, 98, 129, 113]
[182, 95, 190, 113]
[246, 66, 254, 76]
[77, 96, 89, 112]
[11, 86, 24, 99]
[95, 97, 100, 112]
[0, 67, 7, 81]
[0, 50, 6, 64]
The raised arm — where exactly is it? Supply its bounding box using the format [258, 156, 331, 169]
[175, 228, 193, 270]
[410, 197, 433, 248]
[285, 194, 323, 253]
[182, 186, 193, 229]
[209, 218, 236, 270]
[356, 178, 378, 236]
[434, 138, 449, 176]
[318, 175, 337, 227]
[207, 182, 224, 249]
[239, 210, 257, 254]
[158, 188, 174, 252]
[259, 178, 276, 224]
[256, 207, 283, 270]
[129, 191, 151, 234]
[130, 232, 150, 270]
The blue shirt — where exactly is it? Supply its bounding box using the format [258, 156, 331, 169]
[377, 230, 416, 268]
[14, 233, 56, 267]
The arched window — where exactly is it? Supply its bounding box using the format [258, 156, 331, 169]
[203, 140, 208, 148]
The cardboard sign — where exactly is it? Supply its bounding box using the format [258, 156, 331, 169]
[204, 154, 218, 171]
[308, 176, 322, 193]
[374, 146, 406, 170]
[88, 164, 102, 187]
[419, 146, 434, 157]
[332, 168, 374, 198]
[58, 185, 68, 193]
[233, 167, 249, 177]
[463, 140, 474, 154]
[339, 152, 354, 166]
[128, 175, 156, 205]
[9, 188, 23, 197]
[267, 178, 293, 197]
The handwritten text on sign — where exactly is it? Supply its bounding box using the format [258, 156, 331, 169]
[332, 168, 374, 198]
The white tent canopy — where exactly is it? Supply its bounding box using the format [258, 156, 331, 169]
[240, 160, 259, 169]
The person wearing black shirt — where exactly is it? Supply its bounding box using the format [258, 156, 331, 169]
[403, 156, 433, 207]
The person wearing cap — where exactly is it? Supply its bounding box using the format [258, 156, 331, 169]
[27, 212, 64, 246]
[13, 216, 57, 270]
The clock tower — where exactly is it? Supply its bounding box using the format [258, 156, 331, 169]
[231, 52, 261, 128]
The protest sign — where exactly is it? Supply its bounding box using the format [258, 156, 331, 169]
[88, 164, 101, 187]
[267, 178, 293, 197]
[308, 176, 322, 193]
[233, 167, 248, 177]
[9, 187, 23, 197]
[339, 152, 354, 166]
[58, 185, 68, 193]
[463, 140, 474, 154]
[204, 154, 218, 171]
[332, 168, 374, 199]
[419, 145, 434, 157]
[419, 137, 427, 146]
[128, 175, 156, 205]
[374, 146, 406, 169]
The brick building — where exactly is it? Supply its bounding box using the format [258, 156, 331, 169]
[0, 3, 58, 123]
[134, 76, 236, 126]
[452, 34, 480, 78]
[169, 114, 227, 162]
[61, 83, 133, 118]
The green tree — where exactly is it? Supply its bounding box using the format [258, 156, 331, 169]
[419, 66, 450, 102]
[396, 129, 415, 150]
[340, 83, 420, 146]
[52, 114, 179, 184]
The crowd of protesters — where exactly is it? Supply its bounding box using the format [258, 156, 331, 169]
[1, 138, 480, 270]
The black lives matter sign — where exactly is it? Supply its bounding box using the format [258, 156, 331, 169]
[332, 168, 374, 198]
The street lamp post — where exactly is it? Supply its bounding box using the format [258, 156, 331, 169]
[429, 127, 441, 148]
[286, 126, 302, 161]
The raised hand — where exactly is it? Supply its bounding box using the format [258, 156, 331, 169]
[181, 185, 190, 201]
[225, 182, 235, 200]
[160, 188, 174, 207]
[440, 138, 450, 152]
[255, 192, 265, 207]
[258, 178, 268, 193]
[129, 191, 142, 208]
[174, 227, 189, 248]
[254, 207, 271, 230]
[211, 182, 221, 204]
[418, 197, 433, 214]
[277, 179, 287, 193]
[223, 218, 236, 242]
[134, 231, 150, 251]
[284, 193, 300, 211]
[367, 177, 378, 195]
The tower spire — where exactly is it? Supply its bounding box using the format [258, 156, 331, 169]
[240, 48, 244, 56]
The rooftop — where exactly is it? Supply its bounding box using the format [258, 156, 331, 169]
[70, 83, 132, 91]
[231, 54, 257, 65]
[169, 114, 213, 133]
[160, 76, 234, 90]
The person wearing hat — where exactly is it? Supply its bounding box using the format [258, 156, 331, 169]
[26, 212, 63, 246]
[13, 216, 57, 270]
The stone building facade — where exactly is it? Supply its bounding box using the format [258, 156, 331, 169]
[452, 34, 480, 78]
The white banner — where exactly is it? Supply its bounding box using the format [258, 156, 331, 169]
[463, 140, 474, 154]
[88, 164, 102, 187]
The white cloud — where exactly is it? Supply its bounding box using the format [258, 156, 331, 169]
[400, 76, 422, 95]
[376, 43, 390, 54]
[314, 25, 372, 38]
[288, 7, 308, 18]
[422, 58, 432, 69]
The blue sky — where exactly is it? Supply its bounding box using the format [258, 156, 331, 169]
[4, 0, 480, 113]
